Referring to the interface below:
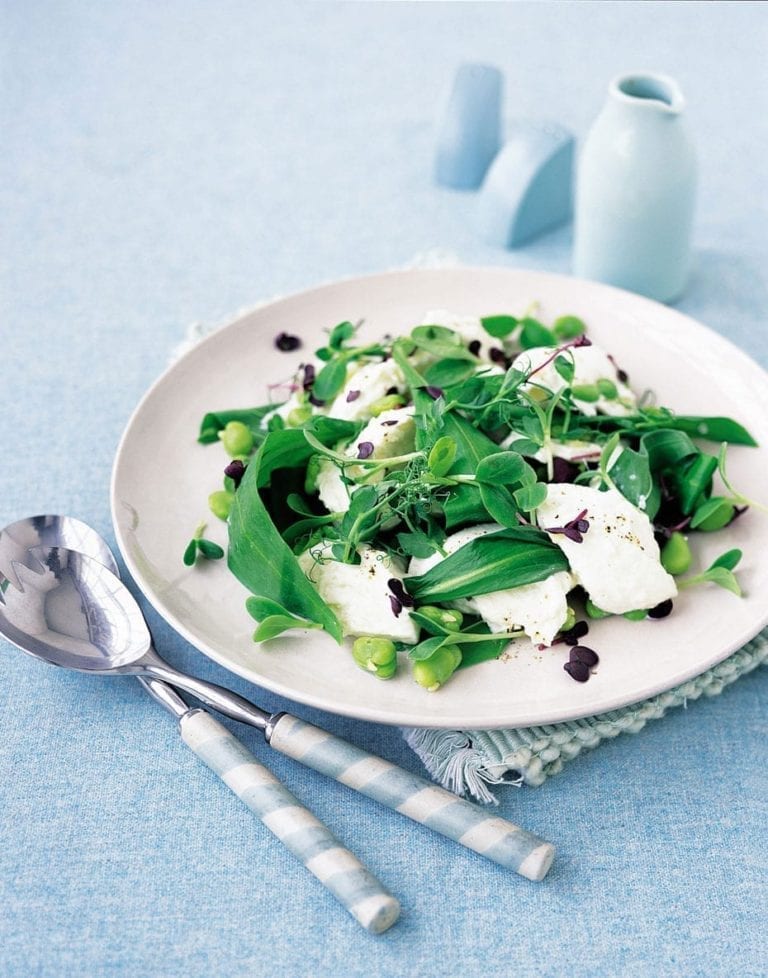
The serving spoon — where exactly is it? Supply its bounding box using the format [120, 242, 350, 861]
[0, 515, 554, 883]
[0, 515, 399, 934]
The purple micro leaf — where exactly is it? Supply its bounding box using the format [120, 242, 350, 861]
[346, 390, 361, 403]
[275, 332, 301, 352]
[224, 459, 246, 488]
[489, 347, 507, 366]
[389, 594, 403, 618]
[388, 578, 414, 607]
[425, 386, 443, 400]
[647, 599, 673, 619]
[468, 339, 481, 356]
[569, 645, 599, 667]
[551, 458, 578, 484]
[357, 441, 374, 459]
[559, 621, 589, 646]
[563, 659, 590, 682]
[302, 363, 315, 390]
[546, 509, 590, 544]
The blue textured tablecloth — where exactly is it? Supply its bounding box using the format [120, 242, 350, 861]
[1, 3, 766, 976]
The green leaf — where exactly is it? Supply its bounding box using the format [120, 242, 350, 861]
[519, 317, 556, 350]
[442, 412, 499, 473]
[428, 436, 458, 478]
[440, 411, 502, 530]
[480, 314, 518, 339]
[513, 482, 548, 512]
[328, 320, 356, 350]
[260, 419, 358, 485]
[396, 530, 438, 559]
[443, 484, 489, 530]
[338, 485, 381, 554]
[183, 539, 198, 566]
[703, 567, 742, 596]
[552, 315, 587, 340]
[424, 358, 476, 387]
[666, 416, 758, 446]
[228, 433, 345, 642]
[283, 514, 338, 549]
[246, 596, 297, 620]
[198, 405, 275, 444]
[411, 324, 478, 361]
[408, 635, 449, 661]
[640, 429, 698, 470]
[312, 357, 349, 402]
[408, 611, 455, 637]
[504, 437, 541, 458]
[456, 622, 510, 668]
[196, 539, 225, 560]
[554, 355, 575, 384]
[608, 446, 655, 512]
[690, 496, 733, 530]
[479, 483, 520, 527]
[709, 549, 742, 572]
[253, 615, 321, 642]
[405, 527, 568, 602]
[475, 451, 531, 487]
[286, 493, 317, 516]
[667, 452, 718, 515]
[569, 412, 758, 447]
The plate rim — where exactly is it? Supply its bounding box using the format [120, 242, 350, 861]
[111, 265, 768, 728]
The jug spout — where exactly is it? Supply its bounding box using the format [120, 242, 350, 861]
[574, 69, 696, 302]
[609, 71, 685, 116]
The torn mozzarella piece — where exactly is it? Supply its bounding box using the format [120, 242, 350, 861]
[316, 408, 416, 514]
[465, 572, 574, 646]
[536, 484, 677, 614]
[298, 544, 419, 643]
[512, 343, 637, 416]
[408, 524, 574, 646]
[326, 359, 407, 421]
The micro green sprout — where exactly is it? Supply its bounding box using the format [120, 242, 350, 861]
[677, 549, 743, 596]
[183, 522, 225, 566]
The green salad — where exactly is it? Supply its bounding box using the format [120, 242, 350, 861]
[187, 308, 761, 691]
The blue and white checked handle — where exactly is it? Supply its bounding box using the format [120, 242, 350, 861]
[179, 709, 400, 934]
[268, 714, 555, 881]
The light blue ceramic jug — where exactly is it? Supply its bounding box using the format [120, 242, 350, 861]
[573, 72, 696, 303]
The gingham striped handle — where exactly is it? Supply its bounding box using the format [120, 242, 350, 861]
[179, 710, 400, 934]
[269, 714, 555, 882]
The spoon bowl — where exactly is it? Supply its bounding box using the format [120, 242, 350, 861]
[0, 545, 151, 671]
[0, 524, 271, 729]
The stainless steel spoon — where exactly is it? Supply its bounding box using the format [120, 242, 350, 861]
[0, 516, 400, 933]
[0, 515, 554, 882]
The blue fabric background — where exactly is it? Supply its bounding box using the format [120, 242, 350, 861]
[1, 2, 766, 976]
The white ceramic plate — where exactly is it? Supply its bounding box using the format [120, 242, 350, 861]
[111, 268, 768, 728]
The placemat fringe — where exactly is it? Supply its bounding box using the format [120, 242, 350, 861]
[403, 627, 768, 801]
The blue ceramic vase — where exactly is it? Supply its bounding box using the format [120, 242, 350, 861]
[573, 72, 696, 303]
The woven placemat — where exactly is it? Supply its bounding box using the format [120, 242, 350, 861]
[403, 627, 768, 802]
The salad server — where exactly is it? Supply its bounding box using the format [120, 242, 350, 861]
[0, 516, 554, 882]
[0, 516, 400, 934]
